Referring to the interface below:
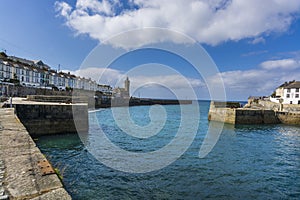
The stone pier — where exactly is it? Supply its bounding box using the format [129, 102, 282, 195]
[0, 108, 72, 199]
[6, 97, 88, 136]
[208, 101, 300, 125]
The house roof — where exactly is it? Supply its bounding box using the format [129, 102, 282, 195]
[284, 81, 300, 89]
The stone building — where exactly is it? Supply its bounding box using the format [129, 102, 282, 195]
[113, 77, 130, 98]
[271, 80, 300, 104]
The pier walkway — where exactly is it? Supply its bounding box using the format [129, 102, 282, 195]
[0, 158, 8, 200]
[0, 108, 71, 199]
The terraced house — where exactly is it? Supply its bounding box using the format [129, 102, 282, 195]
[271, 80, 300, 104]
[0, 52, 112, 94]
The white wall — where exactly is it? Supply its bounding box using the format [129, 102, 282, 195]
[270, 97, 280, 103]
[283, 88, 300, 104]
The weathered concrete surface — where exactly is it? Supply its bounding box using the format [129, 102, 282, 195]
[235, 109, 280, 124]
[0, 158, 9, 200]
[0, 108, 71, 200]
[208, 107, 236, 124]
[277, 112, 300, 125]
[6, 97, 88, 136]
[247, 99, 300, 112]
[209, 101, 300, 125]
[30, 188, 70, 200]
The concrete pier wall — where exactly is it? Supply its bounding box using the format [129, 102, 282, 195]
[0, 108, 71, 199]
[276, 112, 300, 125]
[14, 103, 88, 136]
[3, 97, 89, 136]
[235, 109, 280, 124]
[208, 106, 236, 124]
[208, 101, 298, 125]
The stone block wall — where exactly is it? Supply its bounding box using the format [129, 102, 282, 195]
[281, 104, 300, 112]
[235, 109, 279, 124]
[276, 112, 300, 125]
[256, 100, 281, 111]
[253, 100, 300, 112]
[14, 104, 88, 136]
[209, 101, 281, 125]
[208, 101, 236, 124]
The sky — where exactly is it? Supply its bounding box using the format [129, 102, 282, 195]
[0, 0, 300, 100]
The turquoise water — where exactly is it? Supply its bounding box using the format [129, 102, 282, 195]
[36, 101, 300, 199]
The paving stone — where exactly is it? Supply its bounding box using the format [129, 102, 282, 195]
[31, 188, 72, 200]
[0, 108, 72, 199]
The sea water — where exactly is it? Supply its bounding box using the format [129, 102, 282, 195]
[36, 101, 300, 199]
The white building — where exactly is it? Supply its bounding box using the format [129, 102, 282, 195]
[283, 81, 300, 104]
[271, 81, 300, 104]
[0, 60, 12, 80]
[0, 52, 113, 94]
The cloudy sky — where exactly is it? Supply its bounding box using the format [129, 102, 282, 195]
[1, 0, 300, 100]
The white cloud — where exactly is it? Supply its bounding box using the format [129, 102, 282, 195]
[54, 1, 72, 18]
[130, 75, 205, 90]
[242, 50, 268, 57]
[75, 0, 114, 16]
[55, 0, 300, 48]
[250, 37, 266, 44]
[129, 75, 205, 99]
[260, 58, 300, 70]
[63, 67, 123, 86]
[208, 58, 300, 100]
[63, 66, 205, 98]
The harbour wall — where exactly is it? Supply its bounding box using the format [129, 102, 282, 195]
[235, 109, 280, 124]
[276, 111, 300, 125]
[0, 108, 71, 199]
[110, 97, 192, 107]
[247, 98, 300, 112]
[13, 103, 88, 136]
[208, 106, 236, 124]
[2, 95, 188, 136]
[208, 101, 299, 125]
[2, 97, 89, 136]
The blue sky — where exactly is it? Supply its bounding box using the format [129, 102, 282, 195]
[1, 0, 300, 100]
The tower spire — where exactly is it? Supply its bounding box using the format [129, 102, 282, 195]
[125, 76, 130, 96]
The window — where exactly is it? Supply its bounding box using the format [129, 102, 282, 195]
[290, 101, 293, 104]
[296, 94, 299, 98]
[296, 88, 299, 92]
[286, 94, 290, 98]
[298, 100, 300, 105]
[287, 88, 291, 93]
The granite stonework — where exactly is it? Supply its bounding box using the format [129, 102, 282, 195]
[208, 101, 300, 125]
[276, 111, 300, 125]
[14, 104, 88, 136]
[0, 108, 72, 200]
[4, 98, 89, 136]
